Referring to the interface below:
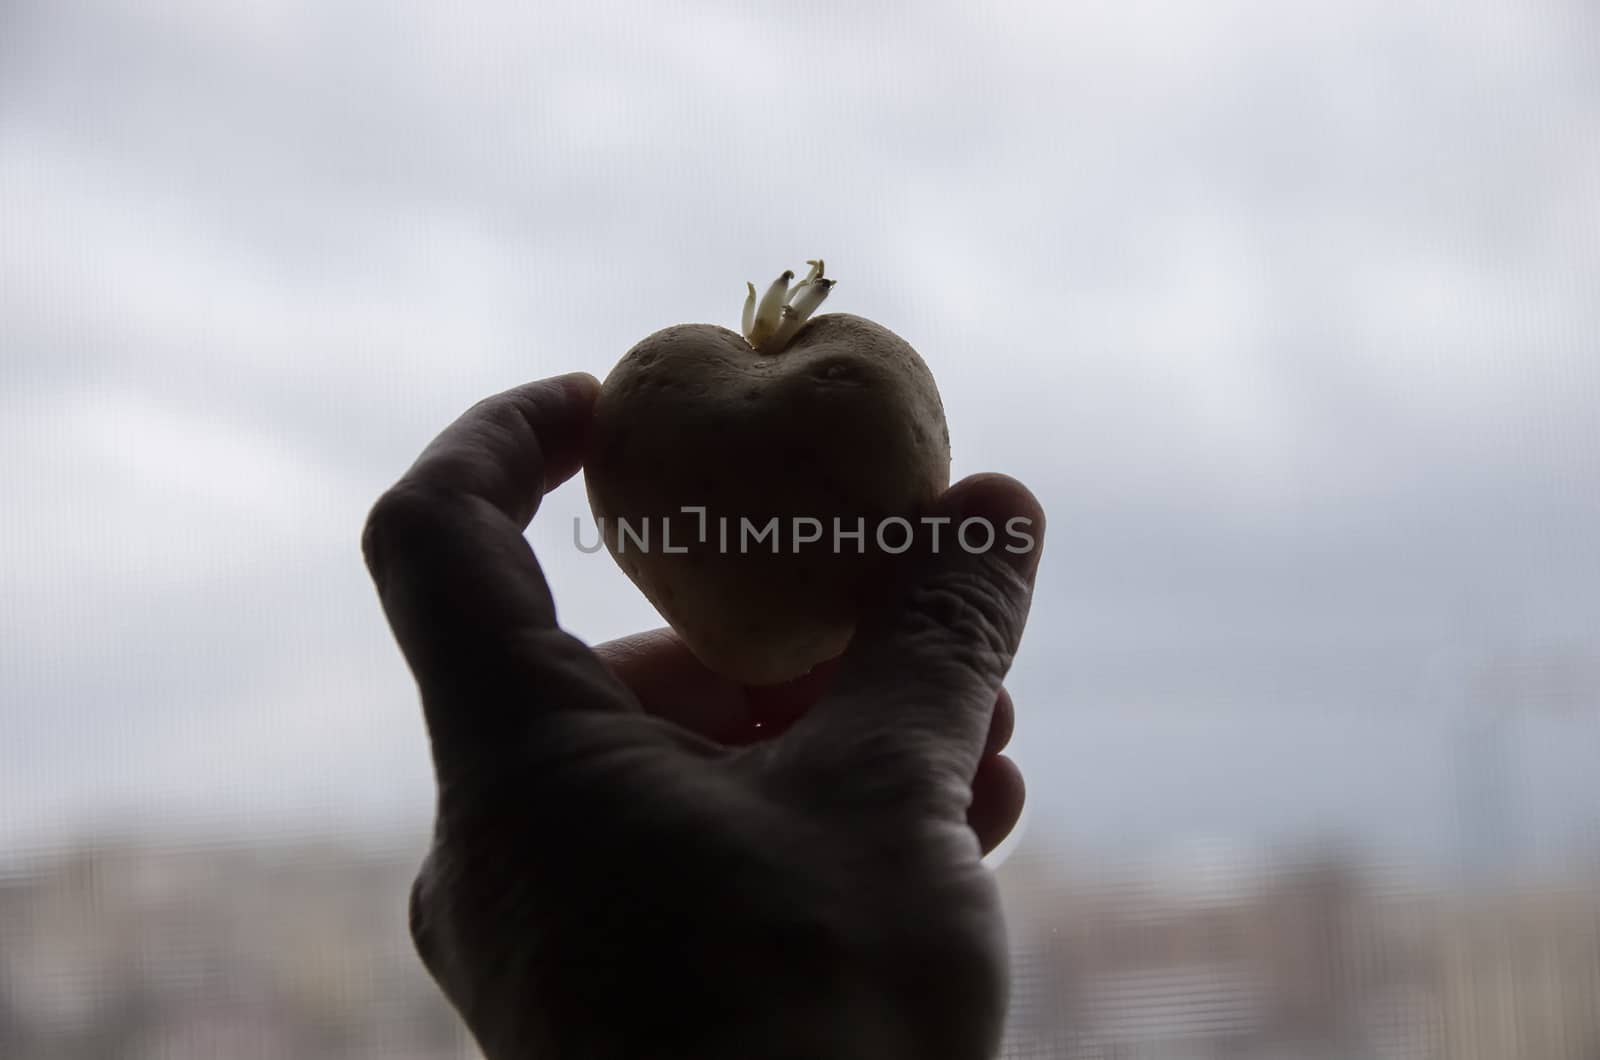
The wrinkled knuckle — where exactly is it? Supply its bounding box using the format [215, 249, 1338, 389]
[363, 481, 455, 578]
[472, 391, 542, 449]
[464, 392, 502, 418]
[899, 563, 1024, 676]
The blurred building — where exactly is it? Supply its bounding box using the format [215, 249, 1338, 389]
[2, 836, 1597, 1059]
[998, 844, 1599, 1060]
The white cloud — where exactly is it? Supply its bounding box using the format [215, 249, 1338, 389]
[2, 0, 1597, 855]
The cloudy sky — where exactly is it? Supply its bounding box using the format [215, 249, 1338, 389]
[2, 0, 1597, 869]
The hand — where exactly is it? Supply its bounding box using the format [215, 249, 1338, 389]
[361, 373, 1045, 1060]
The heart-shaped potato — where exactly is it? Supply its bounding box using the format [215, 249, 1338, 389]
[584, 261, 951, 685]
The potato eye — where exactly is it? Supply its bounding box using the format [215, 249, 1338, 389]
[813, 360, 863, 384]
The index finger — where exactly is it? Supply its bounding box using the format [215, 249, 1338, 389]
[595, 628, 840, 744]
[363, 373, 633, 775]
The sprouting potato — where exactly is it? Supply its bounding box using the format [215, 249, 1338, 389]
[585, 260, 951, 685]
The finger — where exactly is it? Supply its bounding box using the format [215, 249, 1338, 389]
[742, 658, 840, 741]
[594, 629, 842, 744]
[363, 374, 633, 776]
[782, 474, 1045, 816]
[595, 629, 749, 742]
[967, 754, 1025, 855]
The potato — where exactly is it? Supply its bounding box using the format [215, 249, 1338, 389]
[584, 261, 950, 685]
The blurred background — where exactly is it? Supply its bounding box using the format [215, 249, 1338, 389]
[2, 1, 1598, 1057]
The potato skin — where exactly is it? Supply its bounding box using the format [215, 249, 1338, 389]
[585, 313, 951, 685]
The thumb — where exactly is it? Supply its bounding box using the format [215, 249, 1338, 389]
[778, 474, 1045, 814]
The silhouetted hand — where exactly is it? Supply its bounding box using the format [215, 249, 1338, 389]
[361, 373, 1044, 1060]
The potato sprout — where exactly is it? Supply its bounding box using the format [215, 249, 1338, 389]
[741, 259, 837, 353]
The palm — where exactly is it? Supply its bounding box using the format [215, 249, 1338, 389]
[415, 677, 1006, 1060]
